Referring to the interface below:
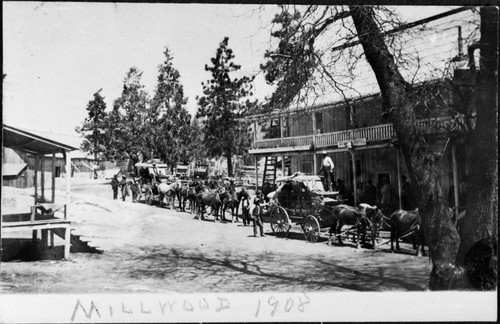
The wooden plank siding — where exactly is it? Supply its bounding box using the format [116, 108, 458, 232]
[287, 143, 457, 208]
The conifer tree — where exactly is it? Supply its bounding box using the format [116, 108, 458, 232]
[197, 37, 254, 176]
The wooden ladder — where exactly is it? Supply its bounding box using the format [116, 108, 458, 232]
[262, 156, 278, 187]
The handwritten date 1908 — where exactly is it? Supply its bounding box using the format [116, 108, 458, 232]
[255, 292, 310, 318]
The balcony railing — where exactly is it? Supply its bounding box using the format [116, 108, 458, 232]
[252, 117, 457, 150]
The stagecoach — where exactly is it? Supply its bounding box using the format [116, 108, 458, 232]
[266, 173, 347, 242]
[134, 162, 174, 206]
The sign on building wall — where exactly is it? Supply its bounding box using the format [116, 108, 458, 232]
[337, 138, 367, 148]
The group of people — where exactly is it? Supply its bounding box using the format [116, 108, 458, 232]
[357, 176, 413, 211]
[235, 186, 266, 237]
[319, 151, 414, 211]
[110, 174, 133, 201]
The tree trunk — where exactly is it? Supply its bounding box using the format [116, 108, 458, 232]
[226, 151, 233, 177]
[350, 6, 461, 289]
[455, 7, 498, 290]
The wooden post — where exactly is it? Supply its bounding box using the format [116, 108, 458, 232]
[282, 155, 286, 177]
[280, 116, 285, 138]
[312, 112, 318, 174]
[396, 148, 402, 210]
[313, 153, 317, 175]
[64, 226, 71, 259]
[452, 144, 460, 224]
[65, 151, 71, 214]
[51, 154, 56, 203]
[41, 229, 48, 245]
[50, 230, 54, 247]
[349, 148, 357, 205]
[34, 154, 39, 205]
[30, 206, 36, 222]
[253, 120, 258, 142]
[41, 154, 45, 203]
[254, 156, 259, 191]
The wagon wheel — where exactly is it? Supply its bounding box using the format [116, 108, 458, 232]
[270, 206, 291, 238]
[303, 215, 321, 243]
[144, 188, 154, 206]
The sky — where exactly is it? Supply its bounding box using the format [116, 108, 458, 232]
[2, 2, 466, 145]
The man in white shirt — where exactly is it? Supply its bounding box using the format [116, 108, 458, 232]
[318, 151, 334, 191]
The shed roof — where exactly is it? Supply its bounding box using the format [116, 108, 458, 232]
[2, 163, 28, 177]
[3, 124, 78, 154]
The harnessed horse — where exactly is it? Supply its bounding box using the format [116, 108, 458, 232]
[196, 188, 223, 222]
[328, 203, 383, 249]
[219, 188, 242, 222]
[178, 184, 197, 213]
[157, 180, 181, 209]
[388, 209, 426, 256]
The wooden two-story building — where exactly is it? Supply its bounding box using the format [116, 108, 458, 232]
[247, 8, 478, 212]
[248, 87, 470, 211]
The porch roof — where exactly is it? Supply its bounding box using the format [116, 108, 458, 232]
[3, 125, 78, 155]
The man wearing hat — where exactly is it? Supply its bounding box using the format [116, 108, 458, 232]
[318, 151, 334, 191]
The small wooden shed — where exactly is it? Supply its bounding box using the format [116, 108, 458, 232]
[2, 124, 79, 260]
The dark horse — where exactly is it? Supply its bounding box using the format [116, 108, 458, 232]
[196, 190, 223, 222]
[328, 203, 383, 249]
[389, 209, 426, 256]
[219, 188, 243, 222]
[178, 185, 197, 213]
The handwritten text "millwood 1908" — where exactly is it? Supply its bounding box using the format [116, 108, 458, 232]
[70, 297, 232, 322]
[70, 293, 310, 322]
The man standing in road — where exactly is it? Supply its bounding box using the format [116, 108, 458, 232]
[318, 151, 334, 191]
[239, 187, 251, 226]
[111, 174, 119, 200]
[250, 191, 266, 237]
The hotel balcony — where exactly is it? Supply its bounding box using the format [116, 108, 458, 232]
[249, 117, 461, 155]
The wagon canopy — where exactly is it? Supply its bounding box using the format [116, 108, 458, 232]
[275, 173, 339, 197]
[135, 162, 170, 178]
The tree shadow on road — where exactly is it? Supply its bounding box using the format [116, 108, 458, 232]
[123, 246, 430, 292]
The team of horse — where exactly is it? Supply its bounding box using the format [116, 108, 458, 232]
[126, 176, 248, 223]
[121, 175, 463, 256]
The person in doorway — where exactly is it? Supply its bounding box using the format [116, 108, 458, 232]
[364, 179, 377, 206]
[401, 175, 413, 210]
[336, 179, 346, 199]
[380, 178, 392, 211]
[318, 151, 334, 191]
[111, 174, 119, 200]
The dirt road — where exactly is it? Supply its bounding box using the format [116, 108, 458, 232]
[1, 178, 432, 293]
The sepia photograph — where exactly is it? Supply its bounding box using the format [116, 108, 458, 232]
[1, 1, 497, 322]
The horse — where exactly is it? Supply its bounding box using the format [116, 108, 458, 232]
[178, 185, 197, 213]
[157, 179, 181, 208]
[219, 188, 242, 222]
[196, 190, 223, 222]
[129, 177, 141, 203]
[389, 209, 426, 256]
[328, 204, 383, 249]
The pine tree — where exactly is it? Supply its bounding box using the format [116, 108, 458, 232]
[197, 37, 254, 176]
[111, 67, 149, 163]
[149, 47, 192, 169]
[76, 89, 107, 174]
